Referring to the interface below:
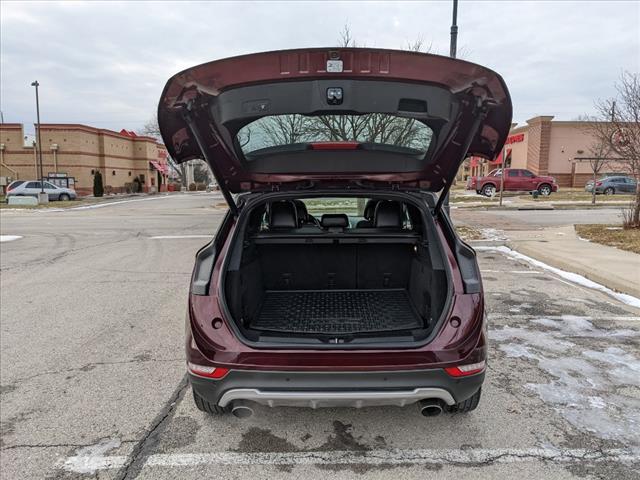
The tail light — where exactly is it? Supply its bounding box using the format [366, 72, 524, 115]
[444, 360, 486, 377]
[187, 362, 229, 379]
[596, 181, 603, 186]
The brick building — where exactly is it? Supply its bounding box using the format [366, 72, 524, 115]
[465, 116, 628, 187]
[0, 123, 170, 195]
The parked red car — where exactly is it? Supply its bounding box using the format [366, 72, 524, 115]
[467, 168, 558, 196]
[158, 48, 512, 418]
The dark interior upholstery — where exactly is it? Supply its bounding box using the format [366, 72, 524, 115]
[321, 214, 349, 229]
[374, 201, 403, 228]
[227, 240, 445, 335]
[355, 200, 379, 228]
[225, 198, 447, 338]
[269, 201, 297, 229]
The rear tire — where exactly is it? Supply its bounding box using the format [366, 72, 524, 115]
[604, 187, 615, 195]
[58, 193, 71, 201]
[192, 389, 229, 415]
[481, 184, 496, 197]
[448, 388, 482, 413]
[538, 184, 552, 196]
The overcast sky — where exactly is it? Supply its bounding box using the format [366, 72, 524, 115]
[1, 1, 638, 135]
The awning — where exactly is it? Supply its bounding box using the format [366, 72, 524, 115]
[149, 160, 169, 174]
[490, 149, 511, 165]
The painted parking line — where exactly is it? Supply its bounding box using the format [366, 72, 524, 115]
[60, 447, 640, 474]
[0, 235, 23, 242]
[69, 195, 175, 211]
[150, 235, 212, 239]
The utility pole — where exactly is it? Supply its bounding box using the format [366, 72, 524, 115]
[450, 0, 458, 58]
[443, 0, 458, 213]
[31, 80, 47, 204]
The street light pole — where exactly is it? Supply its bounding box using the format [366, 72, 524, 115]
[443, 0, 458, 213]
[31, 80, 46, 199]
[450, 0, 458, 59]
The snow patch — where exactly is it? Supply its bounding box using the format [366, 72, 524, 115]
[0, 235, 22, 243]
[476, 246, 640, 308]
[480, 228, 508, 241]
[493, 316, 640, 443]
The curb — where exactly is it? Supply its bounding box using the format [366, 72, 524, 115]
[504, 240, 640, 299]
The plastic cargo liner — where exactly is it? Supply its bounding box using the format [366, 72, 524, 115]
[253, 289, 422, 334]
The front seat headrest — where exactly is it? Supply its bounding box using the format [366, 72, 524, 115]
[321, 214, 349, 229]
[292, 199, 309, 225]
[374, 201, 403, 228]
[269, 201, 297, 229]
[362, 199, 379, 220]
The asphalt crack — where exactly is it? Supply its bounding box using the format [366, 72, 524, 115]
[115, 374, 189, 480]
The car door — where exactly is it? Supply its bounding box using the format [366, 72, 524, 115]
[43, 182, 60, 200]
[521, 170, 538, 191]
[23, 181, 41, 197]
[505, 169, 522, 191]
[622, 177, 634, 193]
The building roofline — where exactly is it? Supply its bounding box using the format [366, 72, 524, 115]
[0, 123, 165, 147]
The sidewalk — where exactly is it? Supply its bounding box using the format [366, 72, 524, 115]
[505, 225, 640, 298]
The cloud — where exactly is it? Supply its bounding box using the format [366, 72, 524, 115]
[1, 1, 638, 132]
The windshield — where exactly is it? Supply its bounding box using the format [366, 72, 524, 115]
[238, 113, 433, 156]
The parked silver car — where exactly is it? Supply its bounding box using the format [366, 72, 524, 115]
[585, 176, 637, 195]
[5, 180, 77, 201]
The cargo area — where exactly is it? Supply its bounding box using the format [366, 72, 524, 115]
[223, 198, 450, 342]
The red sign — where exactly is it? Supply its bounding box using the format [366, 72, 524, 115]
[506, 133, 525, 144]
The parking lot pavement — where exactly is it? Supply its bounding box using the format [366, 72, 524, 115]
[1, 195, 639, 479]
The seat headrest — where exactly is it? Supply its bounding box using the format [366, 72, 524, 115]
[363, 199, 379, 220]
[292, 200, 309, 224]
[321, 214, 349, 229]
[269, 201, 297, 229]
[374, 201, 403, 228]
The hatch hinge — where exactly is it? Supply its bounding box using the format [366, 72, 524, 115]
[433, 99, 489, 217]
[181, 103, 238, 216]
[271, 184, 280, 192]
[391, 183, 400, 191]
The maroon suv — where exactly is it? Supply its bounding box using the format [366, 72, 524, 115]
[158, 48, 512, 418]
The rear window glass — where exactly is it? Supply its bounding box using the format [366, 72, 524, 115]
[238, 114, 433, 156]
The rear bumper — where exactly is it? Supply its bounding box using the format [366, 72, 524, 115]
[189, 368, 484, 408]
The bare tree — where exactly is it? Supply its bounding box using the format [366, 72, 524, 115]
[586, 137, 612, 205]
[593, 71, 640, 226]
[279, 24, 432, 150]
[141, 116, 187, 185]
[579, 116, 612, 204]
[141, 117, 161, 138]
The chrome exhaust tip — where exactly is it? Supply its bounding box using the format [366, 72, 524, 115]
[419, 399, 444, 417]
[231, 401, 254, 418]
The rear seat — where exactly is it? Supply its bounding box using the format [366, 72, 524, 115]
[321, 214, 349, 232]
[268, 201, 323, 234]
[264, 200, 406, 235]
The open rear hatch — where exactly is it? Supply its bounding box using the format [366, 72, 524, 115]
[160, 49, 511, 345]
[157, 48, 512, 214]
